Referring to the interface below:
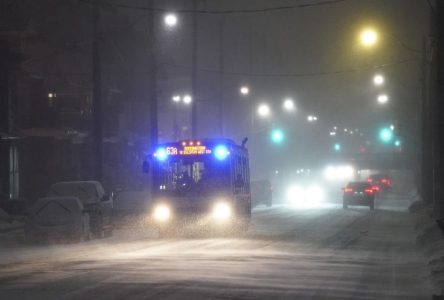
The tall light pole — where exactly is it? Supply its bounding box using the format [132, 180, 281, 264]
[147, 0, 158, 150]
[172, 95, 181, 141]
[92, 0, 103, 181]
[218, 15, 225, 137]
[191, 0, 198, 138]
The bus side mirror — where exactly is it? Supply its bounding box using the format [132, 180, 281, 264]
[142, 161, 150, 173]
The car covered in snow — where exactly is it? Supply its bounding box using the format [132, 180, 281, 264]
[47, 181, 114, 238]
[25, 196, 90, 242]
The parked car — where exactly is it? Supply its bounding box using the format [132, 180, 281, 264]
[25, 196, 90, 242]
[342, 182, 376, 210]
[251, 180, 273, 207]
[47, 181, 114, 238]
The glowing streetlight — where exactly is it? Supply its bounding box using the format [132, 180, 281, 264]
[307, 115, 318, 122]
[283, 98, 295, 111]
[377, 94, 389, 104]
[164, 13, 178, 27]
[373, 74, 384, 86]
[172, 95, 181, 102]
[257, 104, 271, 117]
[360, 28, 378, 47]
[183, 95, 192, 104]
[240, 86, 250, 96]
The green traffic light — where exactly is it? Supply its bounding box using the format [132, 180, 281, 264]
[379, 128, 393, 143]
[271, 129, 284, 144]
[334, 143, 341, 151]
[395, 140, 401, 147]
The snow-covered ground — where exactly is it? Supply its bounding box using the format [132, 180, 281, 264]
[0, 195, 432, 299]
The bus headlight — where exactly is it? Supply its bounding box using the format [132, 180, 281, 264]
[212, 202, 232, 221]
[153, 204, 171, 222]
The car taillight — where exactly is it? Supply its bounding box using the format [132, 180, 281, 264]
[367, 178, 373, 183]
[372, 186, 380, 192]
[381, 179, 388, 184]
[364, 188, 374, 194]
[344, 188, 353, 193]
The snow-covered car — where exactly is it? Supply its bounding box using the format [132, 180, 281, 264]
[25, 196, 90, 242]
[47, 181, 114, 238]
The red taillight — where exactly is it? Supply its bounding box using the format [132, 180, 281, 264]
[364, 188, 374, 194]
[381, 179, 388, 184]
[372, 185, 380, 192]
[344, 188, 353, 193]
[367, 178, 373, 183]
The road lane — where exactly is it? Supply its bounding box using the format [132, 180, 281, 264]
[0, 195, 432, 299]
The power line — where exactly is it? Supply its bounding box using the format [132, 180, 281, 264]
[80, 0, 348, 14]
[160, 58, 419, 78]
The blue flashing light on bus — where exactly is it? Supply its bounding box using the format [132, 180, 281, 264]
[214, 145, 230, 160]
[154, 148, 168, 161]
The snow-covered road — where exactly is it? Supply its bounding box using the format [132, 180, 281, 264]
[0, 195, 432, 299]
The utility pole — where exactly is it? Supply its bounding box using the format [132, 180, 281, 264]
[191, 0, 198, 138]
[92, 0, 103, 182]
[147, 0, 158, 149]
[218, 15, 225, 137]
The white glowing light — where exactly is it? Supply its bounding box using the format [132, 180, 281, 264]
[283, 98, 295, 111]
[164, 13, 178, 27]
[257, 104, 271, 117]
[183, 95, 192, 104]
[240, 86, 250, 95]
[212, 202, 232, 221]
[153, 205, 171, 222]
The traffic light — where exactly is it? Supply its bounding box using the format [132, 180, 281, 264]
[394, 140, 401, 147]
[379, 127, 393, 143]
[270, 128, 285, 144]
[333, 143, 341, 151]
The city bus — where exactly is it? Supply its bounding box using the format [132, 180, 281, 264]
[143, 139, 251, 236]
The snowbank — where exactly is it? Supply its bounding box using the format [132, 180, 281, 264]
[411, 200, 444, 296]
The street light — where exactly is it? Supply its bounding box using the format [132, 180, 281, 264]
[360, 28, 378, 47]
[240, 86, 250, 96]
[257, 104, 271, 117]
[373, 74, 384, 86]
[183, 95, 192, 105]
[164, 13, 178, 27]
[377, 94, 389, 104]
[283, 98, 295, 111]
[172, 95, 181, 103]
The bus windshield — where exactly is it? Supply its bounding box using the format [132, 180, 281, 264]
[153, 155, 231, 196]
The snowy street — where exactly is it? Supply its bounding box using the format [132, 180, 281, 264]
[0, 195, 432, 299]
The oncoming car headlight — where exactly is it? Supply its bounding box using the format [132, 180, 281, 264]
[212, 202, 232, 221]
[153, 204, 171, 222]
[286, 184, 325, 209]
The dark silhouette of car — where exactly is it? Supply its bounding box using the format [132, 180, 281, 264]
[47, 181, 114, 238]
[343, 182, 376, 210]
